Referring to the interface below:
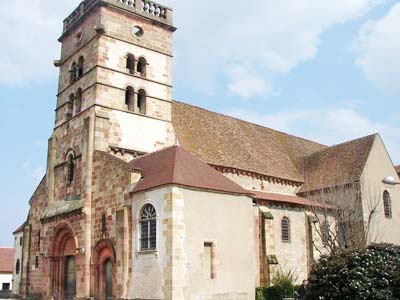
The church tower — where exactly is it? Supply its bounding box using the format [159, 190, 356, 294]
[21, 2, 176, 300]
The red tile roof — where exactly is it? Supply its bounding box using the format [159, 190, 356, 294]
[299, 134, 377, 193]
[252, 191, 326, 208]
[172, 101, 326, 183]
[130, 146, 250, 195]
[396, 165, 400, 175]
[0, 247, 14, 273]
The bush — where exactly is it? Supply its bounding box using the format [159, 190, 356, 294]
[256, 269, 297, 300]
[304, 243, 400, 300]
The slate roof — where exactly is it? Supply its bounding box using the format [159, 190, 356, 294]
[299, 134, 377, 193]
[130, 146, 250, 195]
[172, 101, 326, 183]
[0, 247, 14, 273]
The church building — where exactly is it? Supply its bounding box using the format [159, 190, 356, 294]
[16, 1, 400, 300]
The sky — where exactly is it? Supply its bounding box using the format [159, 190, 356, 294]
[0, 0, 399, 246]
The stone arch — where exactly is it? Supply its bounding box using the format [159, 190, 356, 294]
[92, 239, 116, 300]
[50, 222, 78, 300]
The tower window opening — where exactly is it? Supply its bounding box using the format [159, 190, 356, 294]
[126, 54, 135, 74]
[15, 259, 20, 275]
[69, 62, 77, 84]
[77, 56, 84, 78]
[125, 86, 134, 111]
[137, 89, 146, 114]
[67, 94, 75, 120]
[137, 57, 146, 77]
[66, 154, 75, 185]
[75, 88, 82, 114]
[102, 214, 107, 237]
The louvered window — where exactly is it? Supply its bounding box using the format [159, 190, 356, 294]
[140, 204, 157, 251]
[281, 217, 290, 242]
[383, 190, 392, 219]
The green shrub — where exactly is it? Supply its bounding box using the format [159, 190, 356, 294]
[256, 269, 297, 300]
[304, 243, 400, 300]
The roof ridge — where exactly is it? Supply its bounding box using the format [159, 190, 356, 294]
[173, 100, 327, 148]
[305, 133, 378, 159]
[129, 145, 178, 163]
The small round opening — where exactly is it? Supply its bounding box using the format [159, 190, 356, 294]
[132, 26, 144, 37]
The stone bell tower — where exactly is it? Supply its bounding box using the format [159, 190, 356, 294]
[33, 2, 176, 299]
[54, 0, 177, 161]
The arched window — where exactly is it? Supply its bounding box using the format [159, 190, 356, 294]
[140, 204, 157, 251]
[126, 54, 135, 74]
[137, 89, 146, 114]
[75, 88, 82, 114]
[383, 190, 392, 218]
[281, 217, 290, 242]
[321, 221, 330, 245]
[66, 154, 75, 185]
[69, 62, 77, 84]
[125, 86, 134, 111]
[77, 56, 84, 78]
[137, 57, 146, 77]
[67, 94, 75, 120]
[15, 259, 20, 275]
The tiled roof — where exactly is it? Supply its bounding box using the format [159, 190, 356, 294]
[130, 146, 250, 195]
[299, 134, 377, 193]
[172, 101, 326, 182]
[395, 165, 400, 174]
[0, 247, 14, 273]
[13, 222, 26, 234]
[252, 191, 326, 208]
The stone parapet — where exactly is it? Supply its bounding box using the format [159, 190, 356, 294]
[63, 0, 174, 36]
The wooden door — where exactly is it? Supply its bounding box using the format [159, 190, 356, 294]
[65, 256, 76, 300]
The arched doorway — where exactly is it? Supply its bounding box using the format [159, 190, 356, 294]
[51, 223, 77, 300]
[93, 240, 115, 300]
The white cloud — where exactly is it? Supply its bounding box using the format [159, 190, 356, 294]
[227, 65, 273, 99]
[225, 105, 400, 162]
[0, 0, 80, 86]
[0, 0, 382, 90]
[162, 0, 382, 96]
[355, 3, 400, 92]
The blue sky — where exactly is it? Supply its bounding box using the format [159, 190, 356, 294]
[0, 0, 399, 246]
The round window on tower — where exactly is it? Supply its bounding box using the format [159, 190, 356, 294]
[132, 26, 144, 38]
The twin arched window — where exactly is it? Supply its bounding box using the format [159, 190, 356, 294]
[281, 217, 290, 242]
[69, 56, 85, 84]
[125, 87, 146, 114]
[383, 190, 392, 219]
[140, 204, 157, 251]
[66, 89, 83, 120]
[75, 88, 82, 114]
[126, 54, 146, 77]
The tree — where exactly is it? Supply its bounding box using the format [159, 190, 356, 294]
[303, 177, 382, 255]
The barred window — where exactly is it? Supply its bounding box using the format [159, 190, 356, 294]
[281, 217, 290, 242]
[140, 204, 157, 251]
[321, 221, 330, 244]
[383, 190, 392, 219]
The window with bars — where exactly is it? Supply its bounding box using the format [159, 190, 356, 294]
[321, 221, 330, 245]
[383, 190, 392, 219]
[281, 217, 290, 243]
[140, 204, 157, 251]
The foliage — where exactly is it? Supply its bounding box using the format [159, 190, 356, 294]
[304, 243, 400, 300]
[256, 268, 297, 300]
